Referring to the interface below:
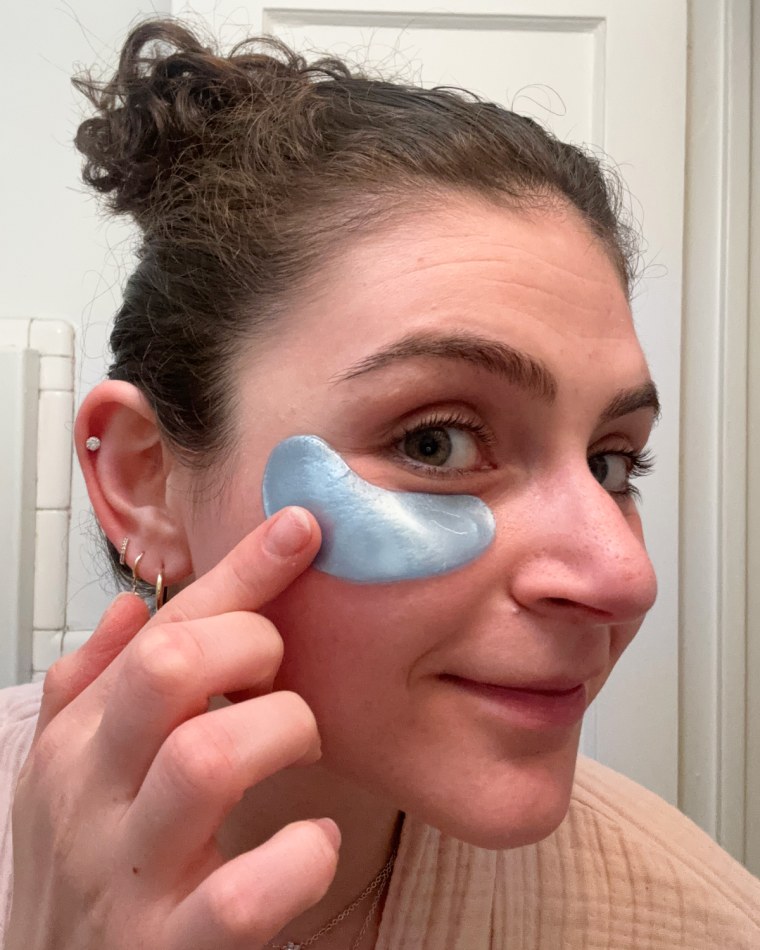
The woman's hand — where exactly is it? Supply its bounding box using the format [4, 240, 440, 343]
[7, 507, 339, 950]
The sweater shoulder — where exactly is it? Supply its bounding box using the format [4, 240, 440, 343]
[484, 756, 760, 948]
[570, 753, 758, 899]
[553, 754, 760, 942]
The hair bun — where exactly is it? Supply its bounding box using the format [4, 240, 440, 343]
[72, 19, 312, 227]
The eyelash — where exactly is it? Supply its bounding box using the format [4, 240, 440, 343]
[611, 448, 655, 501]
[390, 411, 655, 499]
[390, 411, 495, 480]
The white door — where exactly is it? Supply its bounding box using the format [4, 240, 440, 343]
[178, 0, 687, 802]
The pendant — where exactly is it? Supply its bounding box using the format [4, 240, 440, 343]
[283, 944, 302, 950]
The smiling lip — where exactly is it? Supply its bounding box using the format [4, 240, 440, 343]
[441, 674, 588, 728]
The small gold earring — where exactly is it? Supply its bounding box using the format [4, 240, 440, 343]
[155, 571, 167, 612]
[131, 552, 145, 594]
[119, 537, 129, 566]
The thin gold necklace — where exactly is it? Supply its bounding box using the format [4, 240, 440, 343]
[266, 831, 401, 950]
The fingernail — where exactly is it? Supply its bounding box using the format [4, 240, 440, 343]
[264, 508, 312, 557]
[312, 817, 341, 850]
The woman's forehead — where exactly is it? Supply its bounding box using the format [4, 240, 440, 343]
[268, 199, 646, 387]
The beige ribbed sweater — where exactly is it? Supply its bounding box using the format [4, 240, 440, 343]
[2, 681, 759, 948]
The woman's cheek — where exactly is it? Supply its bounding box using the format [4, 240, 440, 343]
[259, 568, 475, 715]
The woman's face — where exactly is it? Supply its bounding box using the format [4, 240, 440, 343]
[173, 197, 658, 848]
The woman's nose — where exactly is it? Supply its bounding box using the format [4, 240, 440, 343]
[507, 477, 658, 624]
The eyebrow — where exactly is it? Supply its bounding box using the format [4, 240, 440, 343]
[599, 381, 661, 424]
[330, 330, 557, 399]
[329, 330, 661, 424]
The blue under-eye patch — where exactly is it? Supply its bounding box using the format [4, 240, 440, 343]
[261, 434, 495, 584]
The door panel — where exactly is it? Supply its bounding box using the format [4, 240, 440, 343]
[264, 9, 601, 145]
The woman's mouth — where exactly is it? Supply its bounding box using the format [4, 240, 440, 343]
[440, 674, 588, 729]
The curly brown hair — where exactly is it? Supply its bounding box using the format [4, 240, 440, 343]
[73, 17, 638, 591]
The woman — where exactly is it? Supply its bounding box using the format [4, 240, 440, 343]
[2, 17, 759, 950]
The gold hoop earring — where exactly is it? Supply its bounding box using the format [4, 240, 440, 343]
[155, 571, 167, 612]
[131, 552, 145, 594]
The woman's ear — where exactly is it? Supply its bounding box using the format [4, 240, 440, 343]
[74, 380, 193, 587]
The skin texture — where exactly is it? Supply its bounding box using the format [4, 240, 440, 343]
[12, 196, 659, 950]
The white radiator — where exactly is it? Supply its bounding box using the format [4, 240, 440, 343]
[0, 319, 74, 686]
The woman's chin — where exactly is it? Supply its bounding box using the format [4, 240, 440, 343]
[452, 807, 570, 851]
[414, 787, 574, 851]
[391, 747, 581, 851]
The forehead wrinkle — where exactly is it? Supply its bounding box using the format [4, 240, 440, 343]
[365, 273, 618, 340]
[370, 232, 618, 289]
[455, 273, 613, 319]
[369, 256, 620, 320]
[387, 251, 611, 285]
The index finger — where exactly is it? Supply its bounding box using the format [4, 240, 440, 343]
[147, 505, 321, 629]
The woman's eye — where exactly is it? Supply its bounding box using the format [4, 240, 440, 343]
[400, 425, 482, 472]
[588, 452, 633, 494]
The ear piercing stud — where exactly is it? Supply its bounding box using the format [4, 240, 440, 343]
[85, 436, 101, 451]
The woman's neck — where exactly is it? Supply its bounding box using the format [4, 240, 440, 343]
[215, 756, 403, 949]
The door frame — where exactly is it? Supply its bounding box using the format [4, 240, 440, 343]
[744, 0, 759, 876]
[680, 0, 754, 870]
